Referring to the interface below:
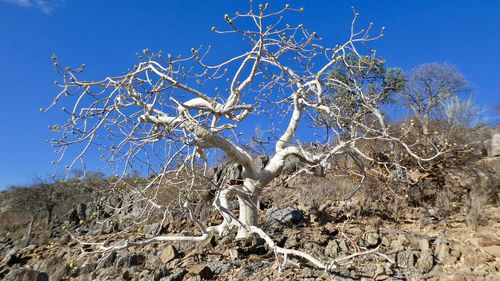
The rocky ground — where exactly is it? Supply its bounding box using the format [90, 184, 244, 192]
[1, 155, 499, 281]
[1, 188, 499, 281]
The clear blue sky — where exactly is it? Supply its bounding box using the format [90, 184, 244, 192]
[0, 0, 498, 188]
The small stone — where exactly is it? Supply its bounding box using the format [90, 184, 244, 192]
[375, 275, 390, 281]
[390, 234, 408, 251]
[188, 265, 213, 280]
[152, 266, 170, 281]
[229, 248, 239, 260]
[381, 236, 390, 247]
[324, 240, 339, 257]
[434, 237, 457, 265]
[284, 235, 300, 248]
[115, 253, 145, 268]
[362, 231, 380, 247]
[419, 239, 431, 252]
[160, 245, 179, 264]
[209, 259, 232, 275]
[96, 251, 116, 269]
[439, 275, 467, 281]
[416, 250, 433, 273]
[159, 268, 187, 281]
[373, 264, 384, 278]
[143, 223, 160, 234]
[396, 250, 416, 268]
[313, 233, 329, 245]
[4, 246, 19, 265]
[324, 223, 338, 235]
[338, 240, 349, 252]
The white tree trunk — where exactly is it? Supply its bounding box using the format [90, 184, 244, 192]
[235, 195, 258, 239]
[234, 179, 260, 239]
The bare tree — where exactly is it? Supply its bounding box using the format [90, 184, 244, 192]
[399, 62, 469, 135]
[441, 94, 487, 129]
[45, 3, 442, 271]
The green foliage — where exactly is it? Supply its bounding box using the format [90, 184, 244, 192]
[317, 54, 406, 132]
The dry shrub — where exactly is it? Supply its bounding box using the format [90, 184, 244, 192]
[283, 122, 497, 225]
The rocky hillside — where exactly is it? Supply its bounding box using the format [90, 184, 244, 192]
[1, 157, 499, 280]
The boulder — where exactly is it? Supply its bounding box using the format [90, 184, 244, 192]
[265, 207, 304, 227]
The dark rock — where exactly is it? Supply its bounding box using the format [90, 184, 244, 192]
[208, 260, 232, 275]
[227, 164, 243, 183]
[254, 155, 269, 172]
[97, 251, 117, 270]
[282, 155, 301, 174]
[235, 262, 267, 280]
[152, 266, 170, 281]
[159, 268, 187, 281]
[241, 237, 268, 255]
[188, 265, 213, 280]
[76, 203, 87, 220]
[4, 268, 49, 281]
[265, 207, 304, 227]
[4, 246, 19, 265]
[68, 208, 79, 224]
[115, 253, 146, 268]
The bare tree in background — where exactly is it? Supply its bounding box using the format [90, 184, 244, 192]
[45, 3, 442, 271]
[399, 63, 469, 135]
[441, 95, 487, 129]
